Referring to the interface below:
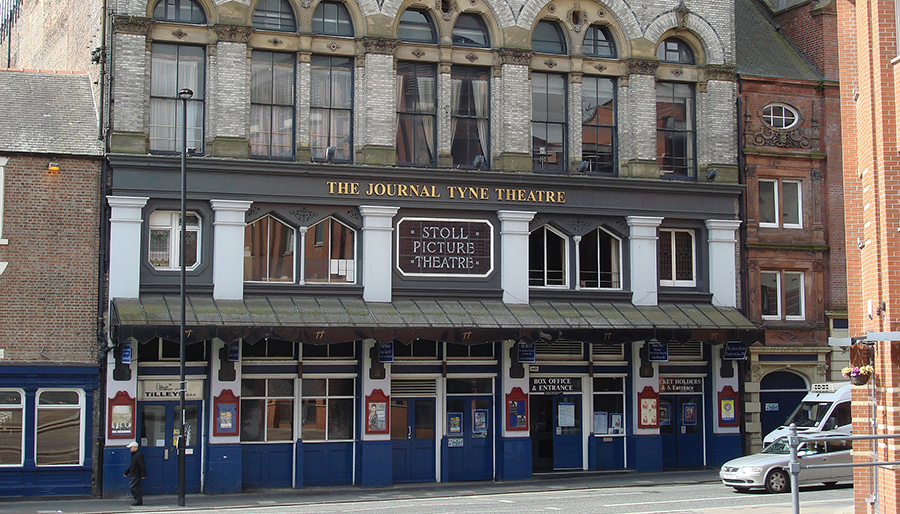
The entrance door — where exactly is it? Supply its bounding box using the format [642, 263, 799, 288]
[660, 395, 703, 468]
[391, 398, 436, 483]
[552, 395, 582, 469]
[446, 397, 492, 482]
[138, 402, 202, 494]
[760, 371, 808, 437]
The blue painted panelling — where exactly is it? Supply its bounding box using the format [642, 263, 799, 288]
[294, 442, 304, 488]
[498, 437, 532, 480]
[303, 442, 353, 486]
[206, 444, 242, 494]
[102, 447, 132, 498]
[707, 433, 742, 468]
[242, 443, 294, 489]
[629, 435, 662, 472]
[590, 436, 626, 470]
[357, 441, 392, 487]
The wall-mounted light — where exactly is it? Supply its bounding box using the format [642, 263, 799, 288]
[47, 162, 60, 172]
[575, 160, 589, 173]
[706, 168, 718, 182]
[324, 146, 336, 163]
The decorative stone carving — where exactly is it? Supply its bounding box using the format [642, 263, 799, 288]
[499, 48, 534, 65]
[412, 48, 425, 58]
[810, 168, 823, 181]
[568, 4, 586, 33]
[705, 64, 738, 82]
[566, 219, 589, 233]
[626, 58, 659, 75]
[173, 29, 187, 39]
[291, 208, 319, 224]
[346, 208, 360, 221]
[675, 1, 690, 29]
[437, 0, 458, 20]
[112, 16, 151, 35]
[466, 52, 478, 62]
[751, 126, 812, 149]
[545, 59, 557, 68]
[247, 206, 260, 217]
[271, 37, 282, 46]
[214, 25, 253, 43]
[595, 63, 606, 72]
[301, 0, 311, 7]
[362, 37, 399, 54]
[671, 68, 683, 77]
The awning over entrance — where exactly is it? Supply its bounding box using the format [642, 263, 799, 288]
[110, 296, 764, 346]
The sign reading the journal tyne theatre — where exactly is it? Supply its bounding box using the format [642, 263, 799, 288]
[397, 218, 493, 277]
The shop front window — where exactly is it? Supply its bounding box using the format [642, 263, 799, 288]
[301, 378, 354, 441]
[241, 378, 294, 442]
[0, 390, 23, 466]
[36, 390, 83, 466]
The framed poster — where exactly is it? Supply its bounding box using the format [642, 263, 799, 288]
[659, 402, 671, 426]
[594, 411, 608, 434]
[610, 413, 623, 434]
[720, 398, 736, 424]
[473, 409, 488, 435]
[683, 403, 697, 426]
[448, 412, 463, 435]
[107, 391, 135, 439]
[506, 387, 528, 431]
[365, 389, 390, 434]
[213, 389, 240, 436]
[637, 386, 659, 429]
[718, 385, 740, 427]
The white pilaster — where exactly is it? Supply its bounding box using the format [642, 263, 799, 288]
[359, 206, 399, 302]
[209, 338, 242, 444]
[498, 210, 536, 304]
[210, 199, 253, 300]
[627, 216, 664, 306]
[706, 219, 742, 308]
[108, 196, 149, 299]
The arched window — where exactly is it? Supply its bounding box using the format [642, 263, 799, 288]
[583, 25, 615, 58]
[153, 0, 206, 23]
[529, 225, 568, 287]
[578, 227, 621, 288]
[532, 20, 567, 54]
[312, 1, 354, 37]
[305, 217, 356, 283]
[253, 0, 297, 32]
[452, 13, 490, 47]
[244, 215, 296, 282]
[398, 8, 437, 43]
[657, 37, 694, 64]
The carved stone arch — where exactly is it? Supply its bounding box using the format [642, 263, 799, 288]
[644, 11, 725, 65]
[445, 5, 507, 47]
[305, 0, 367, 36]
[146, 0, 218, 25]
[385, 0, 442, 39]
[515, 0, 640, 41]
[248, 0, 300, 25]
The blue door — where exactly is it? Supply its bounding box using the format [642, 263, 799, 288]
[660, 395, 703, 468]
[552, 395, 582, 469]
[137, 402, 202, 494]
[760, 371, 809, 437]
[391, 398, 436, 483]
[447, 397, 493, 482]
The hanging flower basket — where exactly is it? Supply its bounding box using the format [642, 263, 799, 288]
[850, 374, 870, 386]
[842, 365, 874, 386]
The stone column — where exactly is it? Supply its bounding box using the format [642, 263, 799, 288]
[210, 199, 252, 300]
[498, 210, 536, 304]
[627, 216, 663, 306]
[360, 38, 399, 164]
[108, 196, 149, 299]
[210, 26, 252, 158]
[359, 206, 399, 302]
[706, 219, 742, 308]
[495, 49, 534, 171]
[621, 59, 660, 178]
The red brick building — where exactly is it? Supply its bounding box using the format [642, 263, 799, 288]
[736, 0, 847, 452]
[837, 0, 900, 509]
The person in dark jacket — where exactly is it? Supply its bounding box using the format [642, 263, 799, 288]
[123, 441, 147, 505]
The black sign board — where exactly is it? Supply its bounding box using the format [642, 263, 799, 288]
[648, 341, 668, 362]
[397, 218, 493, 277]
[518, 342, 536, 363]
[121, 342, 132, 365]
[228, 340, 240, 362]
[379, 342, 394, 363]
[530, 377, 582, 393]
[723, 341, 748, 360]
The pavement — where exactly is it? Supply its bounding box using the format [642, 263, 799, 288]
[0, 470, 854, 514]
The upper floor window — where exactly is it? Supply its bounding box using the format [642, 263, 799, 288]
[396, 61, 436, 166]
[304, 217, 356, 284]
[150, 44, 205, 154]
[759, 179, 802, 228]
[582, 76, 616, 174]
[153, 0, 206, 23]
[303, 341, 355, 358]
[761, 270, 804, 320]
[532, 72, 567, 171]
[244, 214, 295, 282]
[36, 390, 83, 466]
[447, 342, 494, 359]
[658, 229, 695, 287]
[243, 338, 295, 359]
[149, 210, 200, 271]
[253, 0, 297, 31]
[657, 37, 694, 64]
[398, 8, 436, 43]
[762, 103, 799, 130]
[251, 51, 295, 159]
[451, 66, 490, 168]
[656, 82, 695, 178]
[310, 55, 353, 162]
[578, 227, 622, 289]
[0, 390, 24, 466]
[529, 225, 568, 287]
[452, 13, 490, 47]
[583, 25, 616, 58]
[312, 1, 354, 37]
[532, 20, 567, 54]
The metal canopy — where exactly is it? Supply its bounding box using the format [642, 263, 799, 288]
[110, 295, 764, 346]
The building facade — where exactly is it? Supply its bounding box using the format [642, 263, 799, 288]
[0, 69, 104, 496]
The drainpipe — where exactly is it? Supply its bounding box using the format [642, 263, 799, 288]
[735, 81, 751, 455]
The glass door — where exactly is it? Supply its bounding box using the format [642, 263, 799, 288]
[390, 398, 436, 483]
[137, 402, 202, 494]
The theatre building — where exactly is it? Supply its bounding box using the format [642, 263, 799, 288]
[98, 0, 764, 495]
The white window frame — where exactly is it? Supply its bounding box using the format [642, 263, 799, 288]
[300, 375, 356, 442]
[305, 217, 357, 284]
[0, 388, 25, 467]
[761, 270, 806, 320]
[240, 376, 296, 443]
[761, 103, 799, 130]
[34, 389, 85, 467]
[759, 179, 802, 229]
[783, 271, 805, 320]
[592, 375, 626, 437]
[658, 229, 696, 287]
[577, 226, 623, 290]
[529, 225, 570, 288]
[148, 210, 202, 271]
[244, 214, 297, 283]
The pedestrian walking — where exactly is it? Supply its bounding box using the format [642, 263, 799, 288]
[123, 441, 146, 505]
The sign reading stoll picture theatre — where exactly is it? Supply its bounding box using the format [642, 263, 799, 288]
[396, 218, 493, 277]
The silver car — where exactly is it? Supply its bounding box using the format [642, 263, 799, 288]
[720, 432, 852, 493]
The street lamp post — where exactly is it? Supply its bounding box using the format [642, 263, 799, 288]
[177, 87, 193, 507]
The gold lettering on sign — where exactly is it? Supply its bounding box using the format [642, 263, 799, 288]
[327, 181, 566, 204]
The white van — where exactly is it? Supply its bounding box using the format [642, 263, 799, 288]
[763, 382, 852, 445]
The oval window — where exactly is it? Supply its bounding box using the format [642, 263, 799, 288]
[762, 104, 799, 130]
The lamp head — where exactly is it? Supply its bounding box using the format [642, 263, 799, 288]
[324, 146, 336, 163]
[706, 168, 718, 182]
[473, 155, 486, 169]
[177, 88, 194, 101]
[576, 161, 589, 173]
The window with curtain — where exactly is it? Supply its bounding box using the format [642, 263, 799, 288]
[397, 61, 436, 166]
[312, 1, 354, 36]
[252, 0, 296, 31]
[0, 390, 24, 466]
[658, 229, 695, 287]
[532, 72, 567, 171]
[305, 217, 355, 283]
[36, 390, 83, 466]
[452, 13, 490, 47]
[581, 76, 616, 174]
[251, 51, 295, 159]
[657, 37, 694, 64]
[397, 8, 436, 43]
[150, 43, 205, 154]
[310, 55, 353, 162]
[152, 0, 206, 23]
[656, 82, 695, 178]
[532, 20, 567, 54]
[451, 66, 489, 168]
[244, 215, 295, 282]
[301, 377, 355, 441]
[578, 227, 621, 288]
[148, 210, 200, 270]
[529, 225, 568, 287]
[583, 25, 616, 58]
[241, 378, 294, 442]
